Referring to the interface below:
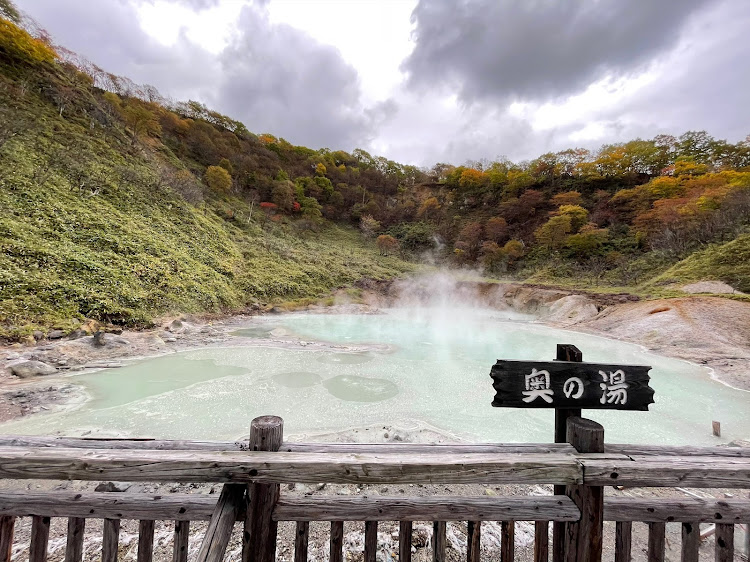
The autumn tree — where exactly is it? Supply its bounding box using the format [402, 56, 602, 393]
[205, 165, 232, 192]
[417, 196, 441, 220]
[272, 181, 295, 212]
[551, 191, 583, 208]
[360, 214, 381, 238]
[0, 18, 57, 70]
[454, 221, 483, 261]
[484, 217, 508, 243]
[376, 234, 399, 256]
[122, 101, 161, 145]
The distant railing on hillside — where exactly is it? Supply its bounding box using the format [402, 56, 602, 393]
[0, 416, 748, 562]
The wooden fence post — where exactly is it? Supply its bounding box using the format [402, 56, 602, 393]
[553, 344, 582, 562]
[243, 416, 283, 562]
[563, 417, 604, 562]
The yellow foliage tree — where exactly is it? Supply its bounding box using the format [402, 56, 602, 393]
[205, 165, 232, 192]
[0, 19, 57, 69]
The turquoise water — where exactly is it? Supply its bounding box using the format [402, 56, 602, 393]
[1, 308, 748, 444]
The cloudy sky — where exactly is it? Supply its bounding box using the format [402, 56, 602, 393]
[17, 0, 750, 166]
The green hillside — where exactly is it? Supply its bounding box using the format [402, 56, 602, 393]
[0, 24, 414, 340]
[648, 234, 750, 293]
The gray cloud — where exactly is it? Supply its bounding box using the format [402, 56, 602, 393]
[403, 0, 715, 103]
[16, 0, 373, 150]
[214, 4, 372, 149]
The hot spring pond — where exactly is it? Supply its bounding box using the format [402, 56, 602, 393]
[2, 309, 748, 445]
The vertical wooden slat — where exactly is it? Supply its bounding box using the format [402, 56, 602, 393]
[293, 521, 308, 562]
[681, 522, 699, 562]
[329, 521, 343, 562]
[647, 522, 665, 562]
[243, 416, 283, 562]
[534, 521, 548, 562]
[137, 520, 155, 562]
[29, 516, 50, 562]
[432, 521, 446, 562]
[196, 484, 245, 562]
[172, 520, 189, 562]
[364, 521, 378, 562]
[102, 519, 121, 562]
[614, 521, 632, 562]
[563, 417, 604, 562]
[714, 523, 734, 562]
[65, 517, 85, 562]
[553, 344, 582, 562]
[501, 521, 515, 562]
[0, 517, 15, 562]
[467, 521, 481, 562]
[399, 521, 412, 562]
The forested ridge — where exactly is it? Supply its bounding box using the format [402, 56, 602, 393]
[1, 4, 749, 339]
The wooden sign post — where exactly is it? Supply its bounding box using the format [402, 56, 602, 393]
[489, 344, 655, 562]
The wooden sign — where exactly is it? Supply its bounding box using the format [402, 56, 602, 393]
[490, 360, 654, 411]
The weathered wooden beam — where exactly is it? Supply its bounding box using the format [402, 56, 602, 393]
[582, 456, 750, 488]
[501, 521, 514, 562]
[0, 436, 245, 451]
[605, 497, 750, 523]
[399, 521, 412, 562]
[293, 521, 308, 562]
[283, 443, 577, 454]
[0, 517, 14, 562]
[29, 515, 50, 562]
[647, 522, 665, 562]
[272, 496, 579, 522]
[65, 517, 85, 562]
[605, 444, 750, 458]
[432, 521, 446, 562]
[196, 484, 244, 562]
[468, 521, 481, 562]
[563, 417, 604, 562]
[172, 521, 189, 562]
[614, 521, 631, 562]
[0, 491, 225, 520]
[243, 416, 283, 562]
[0, 448, 583, 484]
[714, 523, 734, 562]
[534, 521, 548, 562]
[680, 522, 699, 562]
[102, 519, 120, 562]
[330, 521, 343, 562]
[364, 521, 378, 562]
[137, 520, 154, 562]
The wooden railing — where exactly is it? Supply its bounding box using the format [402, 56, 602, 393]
[0, 416, 747, 561]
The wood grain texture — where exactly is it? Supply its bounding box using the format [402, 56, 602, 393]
[714, 523, 734, 562]
[172, 521, 189, 562]
[196, 484, 244, 562]
[501, 521, 514, 562]
[605, 444, 750, 458]
[0, 436, 244, 451]
[647, 522, 665, 562]
[283, 443, 577, 454]
[0, 516, 14, 562]
[0, 491, 225, 520]
[364, 521, 377, 562]
[604, 497, 750, 522]
[29, 515, 50, 562]
[65, 517, 85, 562]
[614, 521, 631, 562]
[680, 522, 699, 562]
[582, 456, 750, 487]
[293, 521, 308, 562]
[399, 521, 412, 562]
[0, 447, 582, 484]
[137, 520, 154, 562]
[534, 521, 548, 562]
[243, 416, 283, 562]
[102, 519, 120, 562]
[467, 521, 481, 562]
[491, 360, 654, 410]
[273, 496, 579, 521]
[432, 521, 446, 562]
[564, 417, 604, 562]
[329, 521, 343, 562]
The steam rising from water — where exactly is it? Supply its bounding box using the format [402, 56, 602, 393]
[1, 273, 748, 445]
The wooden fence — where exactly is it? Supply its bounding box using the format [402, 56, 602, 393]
[0, 415, 748, 561]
